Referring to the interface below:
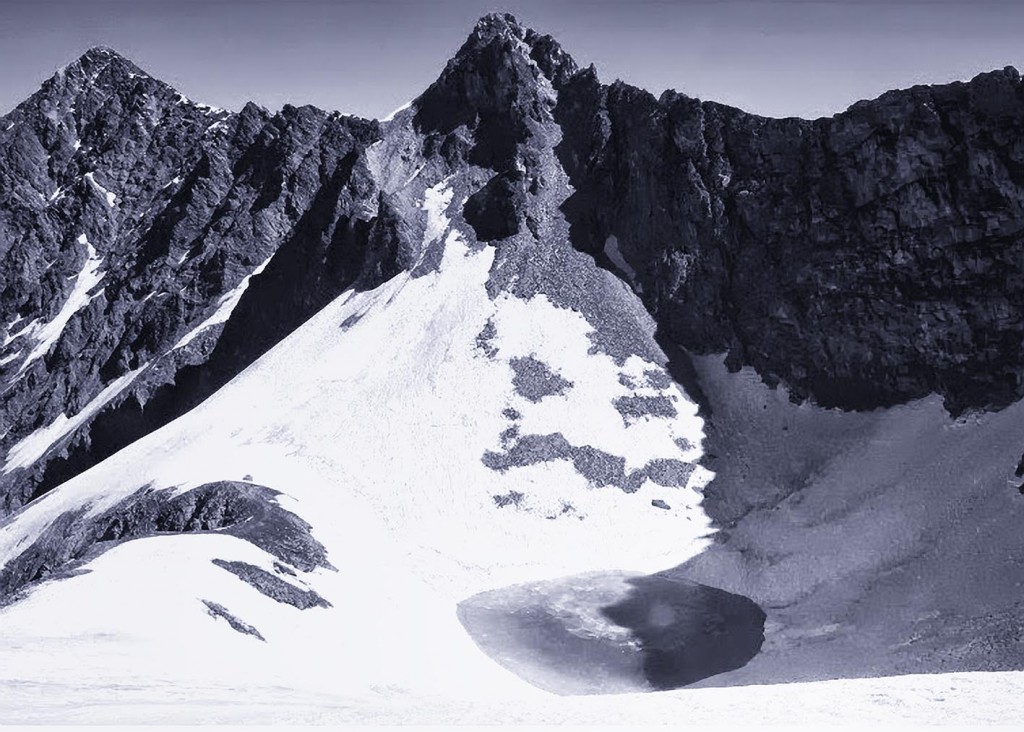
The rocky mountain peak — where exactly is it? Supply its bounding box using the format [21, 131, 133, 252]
[42, 46, 151, 99]
[71, 44, 132, 68]
[413, 14, 577, 171]
[466, 12, 524, 45]
[457, 13, 578, 88]
[2, 16, 1024, 715]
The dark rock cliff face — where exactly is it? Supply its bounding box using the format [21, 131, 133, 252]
[553, 63, 1024, 415]
[0, 48, 387, 513]
[2, 14, 1023, 516]
[0, 480, 332, 605]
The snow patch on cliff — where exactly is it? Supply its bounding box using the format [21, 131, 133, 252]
[173, 255, 274, 350]
[2, 366, 145, 474]
[15, 234, 104, 374]
[84, 172, 116, 207]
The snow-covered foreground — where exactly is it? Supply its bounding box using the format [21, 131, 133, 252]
[3, 662, 1022, 724]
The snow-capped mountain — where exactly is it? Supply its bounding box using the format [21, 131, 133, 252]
[1, 12, 1023, 724]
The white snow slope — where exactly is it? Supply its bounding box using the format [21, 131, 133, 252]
[0, 178, 1021, 724]
[0, 180, 720, 723]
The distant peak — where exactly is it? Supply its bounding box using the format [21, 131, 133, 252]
[78, 45, 124, 60]
[67, 45, 135, 72]
[22, 44, 170, 114]
[58, 45, 145, 82]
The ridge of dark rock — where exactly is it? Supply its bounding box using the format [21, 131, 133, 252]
[552, 57, 1024, 415]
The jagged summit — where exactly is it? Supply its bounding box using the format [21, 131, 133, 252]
[52, 45, 149, 87]
[73, 44, 129, 64]
[453, 12, 578, 84]
[9, 43, 226, 126]
[410, 13, 578, 170]
[0, 40, 226, 153]
[468, 11, 523, 43]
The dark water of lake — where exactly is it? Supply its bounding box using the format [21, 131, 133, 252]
[457, 570, 765, 695]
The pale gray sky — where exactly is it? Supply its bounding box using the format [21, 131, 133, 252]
[2, 0, 1022, 120]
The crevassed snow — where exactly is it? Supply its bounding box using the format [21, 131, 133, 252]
[172, 255, 274, 350]
[1, 366, 144, 474]
[15, 234, 104, 374]
[84, 172, 116, 207]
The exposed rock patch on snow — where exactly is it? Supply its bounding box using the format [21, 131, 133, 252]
[0, 480, 328, 604]
[203, 600, 265, 641]
[509, 355, 573, 402]
[211, 559, 331, 610]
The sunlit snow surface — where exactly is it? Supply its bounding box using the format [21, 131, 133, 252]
[0, 189, 721, 719]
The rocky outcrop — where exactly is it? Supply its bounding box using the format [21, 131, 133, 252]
[0, 480, 330, 605]
[212, 558, 331, 610]
[553, 62, 1024, 415]
[202, 600, 266, 641]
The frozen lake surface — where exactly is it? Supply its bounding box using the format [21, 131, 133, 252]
[458, 570, 765, 694]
